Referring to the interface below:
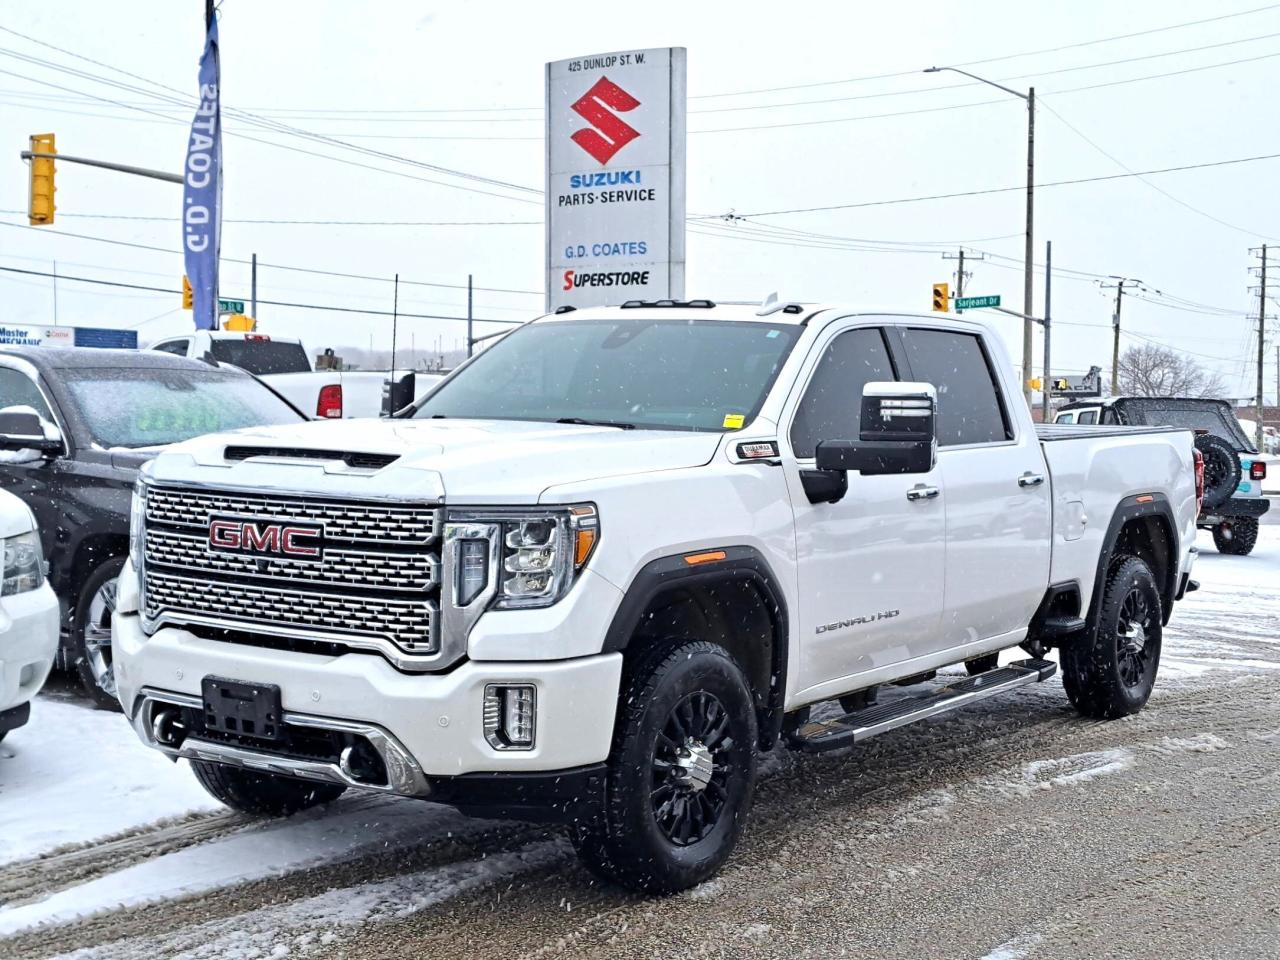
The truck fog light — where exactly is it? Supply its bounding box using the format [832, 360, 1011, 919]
[483, 684, 536, 750]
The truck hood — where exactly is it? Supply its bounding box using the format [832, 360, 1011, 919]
[145, 417, 723, 503]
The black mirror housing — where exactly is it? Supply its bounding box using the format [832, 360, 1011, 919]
[0, 408, 63, 454]
[813, 382, 937, 479]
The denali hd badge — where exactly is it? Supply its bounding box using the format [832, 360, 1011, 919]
[208, 515, 323, 562]
[816, 609, 900, 634]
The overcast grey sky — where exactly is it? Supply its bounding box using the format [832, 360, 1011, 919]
[2, 0, 1277, 398]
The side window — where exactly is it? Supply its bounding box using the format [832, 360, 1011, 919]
[153, 339, 190, 357]
[0, 367, 54, 420]
[900, 328, 1012, 446]
[1077, 410, 1098, 425]
[789, 327, 895, 459]
[1057, 412, 1075, 424]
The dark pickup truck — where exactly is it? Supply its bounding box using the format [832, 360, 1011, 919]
[0, 347, 306, 707]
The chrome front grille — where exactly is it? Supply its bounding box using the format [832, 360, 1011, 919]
[141, 484, 444, 663]
[144, 529, 438, 592]
[145, 485, 439, 545]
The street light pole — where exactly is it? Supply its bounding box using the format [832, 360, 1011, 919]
[926, 66, 1035, 405]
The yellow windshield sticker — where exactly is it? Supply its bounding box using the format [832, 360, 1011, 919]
[723, 413, 745, 430]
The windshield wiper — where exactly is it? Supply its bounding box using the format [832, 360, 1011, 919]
[555, 417, 636, 430]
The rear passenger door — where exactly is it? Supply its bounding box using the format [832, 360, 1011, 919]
[896, 326, 1051, 652]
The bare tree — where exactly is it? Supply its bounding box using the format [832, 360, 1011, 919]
[1115, 344, 1227, 398]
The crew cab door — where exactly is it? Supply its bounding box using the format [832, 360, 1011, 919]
[781, 322, 945, 698]
[896, 325, 1052, 650]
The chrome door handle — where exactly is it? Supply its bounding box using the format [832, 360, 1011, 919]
[907, 484, 940, 501]
[1018, 472, 1045, 487]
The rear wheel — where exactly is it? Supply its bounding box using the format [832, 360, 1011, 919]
[1062, 556, 1162, 719]
[571, 639, 757, 894]
[191, 761, 346, 816]
[1212, 517, 1258, 556]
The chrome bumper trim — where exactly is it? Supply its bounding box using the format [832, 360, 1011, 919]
[133, 687, 431, 798]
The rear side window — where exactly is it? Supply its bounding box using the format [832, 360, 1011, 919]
[1056, 412, 1075, 424]
[210, 340, 311, 375]
[152, 339, 189, 357]
[790, 327, 895, 458]
[900, 329, 1011, 446]
[1078, 410, 1098, 425]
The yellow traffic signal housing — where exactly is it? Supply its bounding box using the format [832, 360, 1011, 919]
[1028, 377, 1043, 391]
[223, 313, 256, 332]
[932, 282, 949, 312]
[182, 275, 193, 310]
[27, 133, 56, 225]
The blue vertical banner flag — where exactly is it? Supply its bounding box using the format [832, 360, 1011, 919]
[182, 16, 221, 330]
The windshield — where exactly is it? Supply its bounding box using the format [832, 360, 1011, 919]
[413, 318, 802, 431]
[63, 367, 306, 448]
[210, 339, 311, 375]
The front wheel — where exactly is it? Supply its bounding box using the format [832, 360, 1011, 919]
[71, 557, 125, 711]
[571, 639, 758, 894]
[1062, 556, 1162, 719]
[1212, 517, 1258, 556]
[191, 761, 346, 816]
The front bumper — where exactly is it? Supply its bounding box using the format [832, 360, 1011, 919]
[113, 611, 623, 791]
[1199, 496, 1271, 522]
[0, 582, 60, 716]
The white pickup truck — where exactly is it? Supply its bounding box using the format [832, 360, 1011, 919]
[116, 301, 1199, 893]
[146, 331, 443, 419]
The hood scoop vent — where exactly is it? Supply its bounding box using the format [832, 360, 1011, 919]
[224, 445, 400, 471]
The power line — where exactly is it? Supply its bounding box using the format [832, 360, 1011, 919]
[713, 150, 1280, 217]
[0, 209, 541, 226]
[0, 265, 527, 325]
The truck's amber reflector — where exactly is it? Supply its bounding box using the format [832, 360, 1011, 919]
[1136, 494, 1154, 503]
[684, 550, 727, 566]
[574, 528, 597, 566]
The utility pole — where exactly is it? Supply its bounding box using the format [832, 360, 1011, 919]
[1102, 277, 1142, 395]
[250, 253, 257, 319]
[390, 273, 400, 374]
[942, 248, 985, 314]
[466, 274, 474, 358]
[1258, 245, 1267, 452]
[924, 67, 1034, 405]
[1042, 240, 1052, 423]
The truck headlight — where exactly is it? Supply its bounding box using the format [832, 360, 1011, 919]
[445, 505, 598, 611]
[129, 481, 145, 572]
[2, 530, 44, 596]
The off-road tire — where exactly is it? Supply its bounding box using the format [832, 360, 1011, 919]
[571, 639, 758, 894]
[965, 653, 1001, 676]
[70, 557, 125, 711]
[1195, 433, 1240, 510]
[1062, 556, 1162, 719]
[191, 760, 346, 816]
[1212, 517, 1258, 556]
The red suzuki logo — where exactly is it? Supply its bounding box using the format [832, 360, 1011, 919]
[208, 516, 323, 562]
[570, 77, 640, 165]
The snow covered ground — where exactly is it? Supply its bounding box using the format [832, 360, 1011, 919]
[0, 524, 1276, 957]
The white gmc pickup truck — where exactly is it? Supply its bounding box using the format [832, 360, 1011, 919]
[115, 301, 1200, 893]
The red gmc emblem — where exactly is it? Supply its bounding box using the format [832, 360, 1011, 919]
[208, 516, 323, 562]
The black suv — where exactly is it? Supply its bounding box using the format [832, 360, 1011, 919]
[0, 347, 306, 708]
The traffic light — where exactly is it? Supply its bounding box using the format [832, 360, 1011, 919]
[27, 133, 56, 225]
[1028, 378, 1043, 391]
[932, 282, 949, 312]
[223, 313, 256, 332]
[182, 275, 193, 310]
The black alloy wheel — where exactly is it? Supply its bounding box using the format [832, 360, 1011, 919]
[650, 691, 734, 846]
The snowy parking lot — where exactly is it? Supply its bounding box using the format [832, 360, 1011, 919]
[1, 520, 1278, 960]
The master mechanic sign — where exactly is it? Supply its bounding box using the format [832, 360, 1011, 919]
[546, 48, 687, 311]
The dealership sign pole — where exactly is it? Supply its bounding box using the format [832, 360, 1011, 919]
[546, 48, 686, 311]
[183, 13, 222, 331]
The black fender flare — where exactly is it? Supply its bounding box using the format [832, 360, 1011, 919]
[1089, 493, 1180, 628]
[602, 545, 789, 749]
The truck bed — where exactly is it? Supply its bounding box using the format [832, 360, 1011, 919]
[1035, 423, 1191, 441]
